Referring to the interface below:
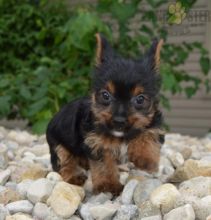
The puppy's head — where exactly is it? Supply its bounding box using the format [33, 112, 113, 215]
[91, 33, 163, 139]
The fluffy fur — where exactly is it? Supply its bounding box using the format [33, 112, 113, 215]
[46, 34, 165, 195]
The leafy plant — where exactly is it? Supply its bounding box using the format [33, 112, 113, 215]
[0, 0, 210, 133]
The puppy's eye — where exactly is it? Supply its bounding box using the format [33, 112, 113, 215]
[133, 94, 147, 109]
[99, 90, 111, 105]
[102, 91, 110, 101]
[136, 95, 145, 105]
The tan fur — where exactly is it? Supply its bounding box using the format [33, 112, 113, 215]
[132, 85, 144, 96]
[106, 81, 115, 95]
[56, 145, 88, 185]
[89, 150, 123, 195]
[95, 33, 102, 66]
[155, 39, 163, 70]
[128, 129, 163, 172]
[128, 112, 154, 129]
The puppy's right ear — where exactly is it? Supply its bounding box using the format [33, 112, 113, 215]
[95, 33, 114, 66]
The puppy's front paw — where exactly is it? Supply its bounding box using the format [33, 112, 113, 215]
[130, 156, 159, 173]
[93, 180, 123, 195]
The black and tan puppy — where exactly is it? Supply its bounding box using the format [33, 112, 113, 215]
[46, 34, 164, 195]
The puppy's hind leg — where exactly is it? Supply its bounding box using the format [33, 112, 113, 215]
[55, 145, 88, 186]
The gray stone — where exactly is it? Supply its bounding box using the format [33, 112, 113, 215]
[138, 201, 161, 218]
[0, 144, 8, 169]
[88, 193, 112, 204]
[119, 172, 129, 185]
[6, 200, 33, 214]
[89, 203, 118, 220]
[80, 203, 94, 220]
[164, 204, 195, 220]
[0, 204, 9, 220]
[27, 178, 54, 204]
[17, 180, 33, 198]
[121, 179, 139, 204]
[33, 202, 50, 220]
[113, 205, 138, 220]
[141, 216, 162, 220]
[0, 169, 11, 185]
[194, 196, 211, 220]
[150, 184, 181, 214]
[5, 182, 17, 191]
[46, 172, 62, 183]
[133, 179, 162, 206]
[179, 176, 211, 198]
[168, 152, 184, 168]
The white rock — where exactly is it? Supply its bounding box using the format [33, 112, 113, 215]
[80, 203, 94, 220]
[88, 193, 112, 204]
[168, 152, 184, 168]
[0, 204, 9, 220]
[33, 202, 50, 219]
[47, 181, 85, 218]
[164, 204, 195, 220]
[141, 216, 162, 220]
[0, 169, 11, 185]
[179, 176, 211, 198]
[119, 172, 129, 185]
[17, 180, 33, 198]
[121, 179, 139, 204]
[150, 184, 181, 214]
[5, 213, 33, 220]
[6, 200, 33, 214]
[194, 195, 211, 220]
[113, 204, 138, 220]
[5, 182, 17, 191]
[89, 203, 118, 220]
[46, 172, 63, 182]
[0, 144, 8, 169]
[27, 178, 54, 203]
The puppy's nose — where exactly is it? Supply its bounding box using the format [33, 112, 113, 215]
[113, 116, 126, 128]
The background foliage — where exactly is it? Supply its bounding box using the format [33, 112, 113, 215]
[0, 0, 210, 133]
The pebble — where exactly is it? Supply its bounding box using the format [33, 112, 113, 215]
[46, 172, 63, 183]
[33, 202, 50, 220]
[113, 204, 138, 220]
[170, 159, 211, 182]
[164, 204, 195, 220]
[138, 201, 161, 218]
[121, 179, 139, 204]
[89, 203, 118, 220]
[0, 144, 8, 169]
[47, 181, 85, 218]
[168, 152, 184, 168]
[6, 213, 33, 220]
[17, 180, 33, 198]
[27, 178, 54, 204]
[6, 200, 33, 214]
[150, 183, 181, 214]
[0, 204, 9, 220]
[0, 169, 11, 185]
[0, 188, 22, 205]
[141, 216, 162, 220]
[1, 127, 211, 219]
[133, 179, 162, 206]
[179, 176, 211, 198]
[194, 195, 211, 220]
[80, 203, 94, 220]
[88, 192, 112, 204]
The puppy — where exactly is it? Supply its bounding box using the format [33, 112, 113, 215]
[46, 33, 164, 195]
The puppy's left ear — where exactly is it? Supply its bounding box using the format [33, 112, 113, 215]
[145, 39, 164, 72]
[95, 33, 114, 66]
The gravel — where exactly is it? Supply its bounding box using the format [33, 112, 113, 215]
[1, 126, 211, 219]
